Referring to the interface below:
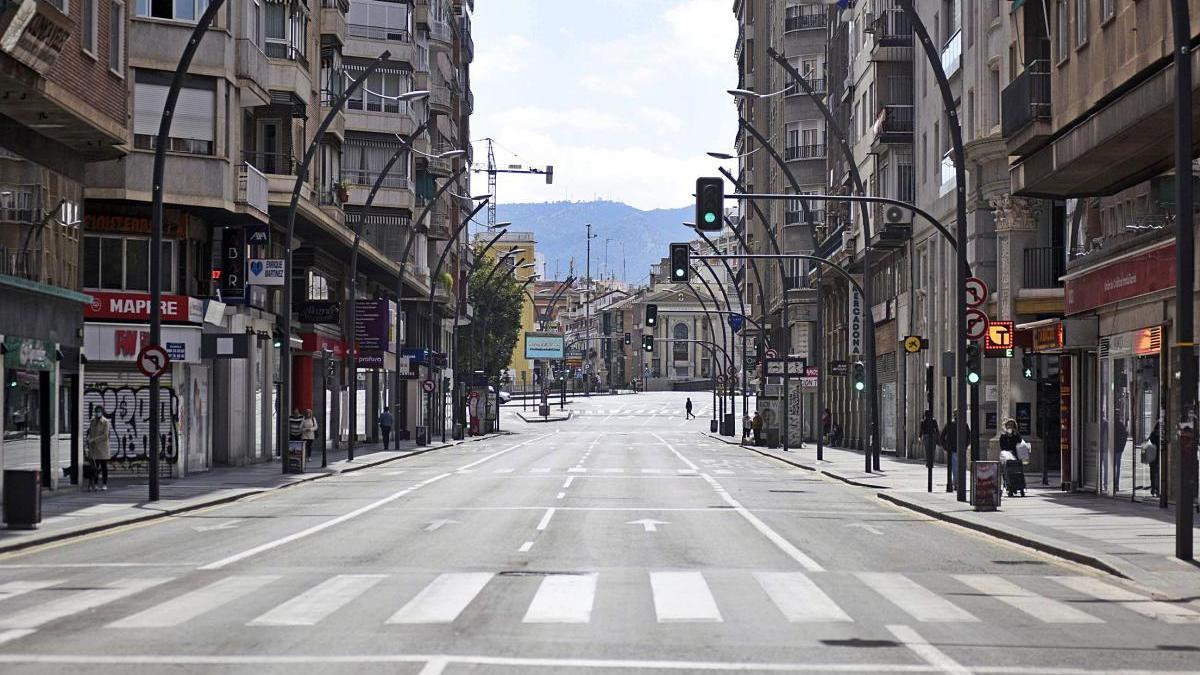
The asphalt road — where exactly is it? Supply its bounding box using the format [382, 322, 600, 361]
[0, 391, 1196, 674]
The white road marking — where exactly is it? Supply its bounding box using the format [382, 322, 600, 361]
[249, 575, 385, 626]
[756, 572, 851, 623]
[677, 468, 698, 475]
[518, 541, 534, 552]
[954, 575, 1102, 624]
[522, 573, 597, 624]
[650, 571, 722, 623]
[1051, 576, 1200, 624]
[109, 575, 280, 628]
[493, 469, 514, 474]
[0, 630, 34, 647]
[387, 573, 493, 624]
[562, 477, 575, 488]
[714, 469, 734, 475]
[0, 577, 172, 629]
[604, 468, 624, 473]
[858, 573, 978, 623]
[201, 433, 552, 570]
[626, 518, 669, 532]
[417, 657, 449, 675]
[568, 467, 587, 473]
[846, 522, 884, 536]
[886, 624, 970, 675]
[556, 492, 566, 499]
[530, 468, 551, 474]
[423, 519, 459, 532]
[192, 519, 242, 532]
[641, 468, 663, 474]
[654, 433, 824, 572]
[0, 580, 64, 604]
[536, 508, 556, 531]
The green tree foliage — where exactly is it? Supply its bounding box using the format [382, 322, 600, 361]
[460, 255, 525, 380]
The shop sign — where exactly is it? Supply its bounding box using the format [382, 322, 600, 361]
[247, 259, 285, 286]
[1064, 242, 1175, 315]
[355, 300, 396, 352]
[848, 287, 863, 356]
[0, 0, 71, 75]
[3, 336, 55, 371]
[245, 223, 270, 246]
[1032, 323, 1064, 353]
[83, 324, 201, 364]
[300, 333, 347, 358]
[356, 352, 386, 369]
[1059, 356, 1072, 485]
[220, 226, 245, 301]
[83, 206, 188, 238]
[85, 291, 203, 324]
[297, 300, 341, 324]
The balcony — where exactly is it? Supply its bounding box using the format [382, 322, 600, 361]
[429, 17, 453, 49]
[347, 24, 410, 42]
[784, 144, 826, 161]
[0, 247, 40, 283]
[319, 0, 348, 45]
[784, 9, 826, 32]
[871, 105, 914, 145]
[940, 30, 961, 78]
[1022, 247, 1065, 289]
[785, 209, 825, 225]
[235, 39, 270, 107]
[460, 15, 474, 62]
[869, 9, 913, 61]
[236, 162, 270, 216]
[785, 78, 825, 96]
[266, 43, 312, 97]
[344, 169, 415, 210]
[1002, 60, 1052, 154]
[430, 80, 451, 112]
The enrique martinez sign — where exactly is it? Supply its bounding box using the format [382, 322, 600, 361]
[1064, 242, 1175, 315]
[85, 291, 203, 324]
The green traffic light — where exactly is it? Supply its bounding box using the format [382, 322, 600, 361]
[967, 371, 981, 385]
[854, 381, 865, 391]
[704, 211, 716, 224]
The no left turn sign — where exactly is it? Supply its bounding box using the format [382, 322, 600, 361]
[422, 378, 436, 393]
[136, 344, 170, 378]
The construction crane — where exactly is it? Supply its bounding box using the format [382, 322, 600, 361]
[473, 138, 554, 229]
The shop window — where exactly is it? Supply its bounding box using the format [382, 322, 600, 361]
[83, 235, 176, 292]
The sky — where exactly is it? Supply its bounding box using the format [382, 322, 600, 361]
[468, 0, 738, 211]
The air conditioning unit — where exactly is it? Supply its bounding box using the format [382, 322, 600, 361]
[884, 204, 912, 226]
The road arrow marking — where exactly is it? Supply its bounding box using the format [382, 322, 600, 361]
[193, 520, 241, 532]
[846, 522, 883, 535]
[627, 518, 670, 532]
[423, 519, 459, 532]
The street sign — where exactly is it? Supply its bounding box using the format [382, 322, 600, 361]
[965, 277, 988, 307]
[765, 358, 807, 376]
[903, 335, 924, 354]
[830, 360, 849, 376]
[765, 349, 778, 359]
[136, 344, 170, 378]
[985, 320, 1014, 351]
[727, 314, 744, 333]
[422, 378, 435, 393]
[966, 308, 989, 340]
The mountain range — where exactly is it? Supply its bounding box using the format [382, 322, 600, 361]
[491, 201, 692, 284]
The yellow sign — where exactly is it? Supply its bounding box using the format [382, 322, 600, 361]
[903, 335, 923, 354]
[986, 321, 1014, 351]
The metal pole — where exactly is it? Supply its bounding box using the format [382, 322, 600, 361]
[694, 231, 749, 433]
[898, 0, 969, 502]
[1172, 0, 1196, 561]
[279, 51, 391, 473]
[720, 190, 773, 413]
[149, 0, 226, 500]
[585, 224, 593, 396]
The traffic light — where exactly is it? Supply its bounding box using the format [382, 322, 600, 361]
[642, 335, 654, 352]
[695, 177, 724, 232]
[670, 243, 690, 281]
[852, 361, 866, 391]
[1022, 352, 1035, 380]
[967, 342, 982, 385]
[645, 304, 658, 327]
[623, 332, 631, 346]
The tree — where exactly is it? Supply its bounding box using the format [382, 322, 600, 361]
[461, 255, 524, 381]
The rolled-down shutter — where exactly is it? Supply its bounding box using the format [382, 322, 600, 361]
[133, 82, 215, 142]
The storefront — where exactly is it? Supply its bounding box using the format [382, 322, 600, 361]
[2, 336, 63, 482]
[297, 331, 346, 457]
[82, 292, 210, 476]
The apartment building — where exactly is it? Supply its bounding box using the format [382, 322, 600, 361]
[75, 0, 474, 470]
[0, 0, 128, 491]
[1008, 0, 1200, 504]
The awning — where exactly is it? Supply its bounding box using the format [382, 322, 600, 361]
[1015, 317, 1098, 354]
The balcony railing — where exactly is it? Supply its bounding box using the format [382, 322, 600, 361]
[343, 169, 413, 191]
[430, 81, 451, 109]
[941, 29, 961, 76]
[784, 10, 826, 31]
[243, 151, 297, 176]
[784, 144, 826, 161]
[265, 40, 308, 69]
[0, 247, 40, 282]
[0, 186, 42, 224]
[347, 24, 410, 42]
[320, 0, 348, 10]
[785, 209, 825, 225]
[785, 78, 826, 96]
[429, 18, 452, 45]
[1001, 59, 1051, 137]
[872, 105, 914, 142]
[872, 9, 912, 45]
[1022, 247, 1065, 289]
[237, 162, 269, 215]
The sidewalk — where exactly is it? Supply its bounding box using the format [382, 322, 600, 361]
[0, 434, 502, 555]
[709, 433, 1200, 602]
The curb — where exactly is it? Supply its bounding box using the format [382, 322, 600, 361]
[514, 411, 573, 423]
[877, 491, 1131, 580]
[819, 470, 891, 490]
[0, 434, 502, 556]
[703, 433, 819, 472]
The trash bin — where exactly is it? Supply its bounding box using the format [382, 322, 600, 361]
[539, 404, 550, 417]
[415, 426, 428, 445]
[709, 419, 718, 433]
[3, 469, 42, 530]
[723, 413, 735, 436]
[452, 423, 464, 440]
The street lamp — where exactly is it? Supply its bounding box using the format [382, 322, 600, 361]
[707, 149, 759, 161]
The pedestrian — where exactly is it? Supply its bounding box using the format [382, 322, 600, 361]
[940, 413, 971, 491]
[301, 409, 318, 460]
[86, 407, 111, 491]
[288, 408, 303, 441]
[830, 421, 843, 447]
[999, 418, 1023, 456]
[378, 408, 394, 450]
[919, 411, 939, 461]
[822, 407, 832, 441]
[1113, 417, 1128, 492]
[742, 413, 752, 443]
[752, 411, 764, 445]
[685, 397, 695, 419]
[1145, 421, 1160, 496]
[999, 418, 1026, 497]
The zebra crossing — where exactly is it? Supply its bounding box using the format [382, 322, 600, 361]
[0, 569, 1194, 635]
[570, 408, 711, 416]
[381, 466, 806, 476]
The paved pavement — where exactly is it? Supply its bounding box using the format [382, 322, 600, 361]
[0, 391, 1196, 673]
[724, 434, 1200, 604]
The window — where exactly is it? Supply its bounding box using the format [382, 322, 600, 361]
[347, 0, 409, 40]
[1102, 0, 1115, 23]
[1056, 0, 1069, 62]
[135, 0, 207, 21]
[247, 0, 261, 45]
[133, 75, 216, 155]
[345, 64, 414, 114]
[83, 236, 176, 292]
[109, 0, 124, 73]
[343, 135, 411, 187]
[1075, 0, 1088, 47]
[307, 270, 330, 300]
[82, 0, 97, 55]
[672, 323, 689, 362]
[264, 1, 307, 61]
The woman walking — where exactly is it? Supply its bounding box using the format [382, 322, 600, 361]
[86, 407, 112, 491]
[301, 409, 319, 460]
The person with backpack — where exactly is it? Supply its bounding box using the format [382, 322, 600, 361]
[378, 408, 394, 450]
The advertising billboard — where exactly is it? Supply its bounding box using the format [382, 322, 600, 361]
[524, 332, 565, 360]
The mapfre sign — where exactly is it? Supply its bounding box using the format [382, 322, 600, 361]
[85, 291, 203, 324]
